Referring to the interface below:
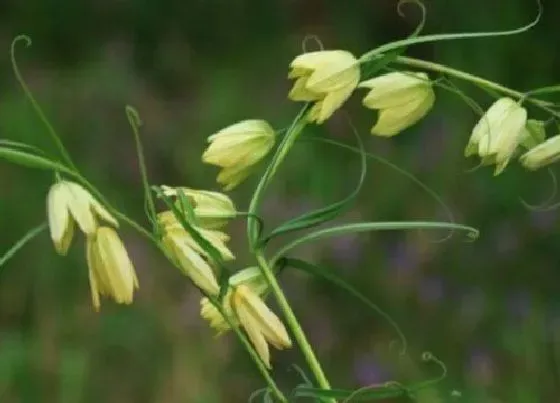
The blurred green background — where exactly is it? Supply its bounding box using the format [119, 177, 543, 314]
[1, 0, 560, 402]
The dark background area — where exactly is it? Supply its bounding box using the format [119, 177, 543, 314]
[1, 0, 560, 402]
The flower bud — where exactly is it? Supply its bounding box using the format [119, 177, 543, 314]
[358, 71, 435, 136]
[47, 181, 118, 255]
[465, 97, 527, 175]
[202, 120, 275, 190]
[288, 50, 360, 124]
[520, 134, 560, 170]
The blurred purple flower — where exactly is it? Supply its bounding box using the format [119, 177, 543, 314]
[415, 121, 447, 171]
[495, 223, 519, 257]
[507, 291, 532, 321]
[353, 354, 390, 386]
[467, 348, 494, 386]
[329, 234, 363, 268]
[530, 210, 557, 232]
[458, 288, 486, 324]
[417, 276, 445, 304]
[387, 240, 420, 276]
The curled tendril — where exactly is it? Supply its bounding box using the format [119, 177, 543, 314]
[290, 364, 314, 386]
[418, 351, 447, 387]
[301, 34, 324, 53]
[397, 0, 427, 38]
[10, 34, 77, 171]
[125, 105, 143, 128]
[520, 168, 559, 211]
[248, 387, 268, 403]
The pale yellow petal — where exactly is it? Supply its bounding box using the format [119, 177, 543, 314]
[371, 91, 435, 136]
[288, 77, 322, 102]
[47, 183, 74, 254]
[359, 72, 430, 109]
[164, 233, 220, 296]
[233, 289, 271, 368]
[96, 227, 137, 304]
[235, 285, 292, 350]
[64, 182, 97, 235]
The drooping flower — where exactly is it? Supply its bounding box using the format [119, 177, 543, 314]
[465, 97, 527, 175]
[86, 226, 138, 311]
[232, 284, 292, 368]
[157, 211, 234, 261]
[358, 71, 435, 136]
[202, 120, 275, 191]
[47, 181, 118, 255]
[159, 185, 236, 229]
[288, 50, 360, 124]
[520, 133, 560, 170]
[158, 211, 235, 296]
[200, 267, 268, 333]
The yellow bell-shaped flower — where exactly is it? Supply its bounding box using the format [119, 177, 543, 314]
[520, 133, 560, 170]
[232, 284, 292, 369]
[288, 50, 360, 124]
[200, 267, 268, 334]
[202, 120, 275, 191]
[358, 71, 435, 136]
[86, 226, 138, 311]
[160, 185, 236, 229]
[465, 97, 527, 175]
[47, 181, 118, 255]
[158, 211, 234, 296]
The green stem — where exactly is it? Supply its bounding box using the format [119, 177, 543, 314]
[390, 56, 560, 117]
[246, 107, 334, 399]
[247, 107, 309, 247]
[255, 252, 333, 400]
[209, 296, 288, 402]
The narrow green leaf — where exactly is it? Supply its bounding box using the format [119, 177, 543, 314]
[0, 223, 47, 274]
[283, 258, 407, 355]
[264, 120, 367, 243]
[0, 139, 46, 155]
[293, 384, 411, 401]
[273, 221, 479, 262]
[525, 85, 560, 97]
[0, 147, 74, 175]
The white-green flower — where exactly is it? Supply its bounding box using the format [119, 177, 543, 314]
[465, 97, 527, 175]
[289, 50, 360, 124]
[520, 134, 560, 170]
[47, 181, 118, 255]
[358, 71, 435, 136]
[202, 120, 275, 190]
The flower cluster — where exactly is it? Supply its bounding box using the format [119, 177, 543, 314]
[47, 181, 138, 311]
[156, 187, 292, 367]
